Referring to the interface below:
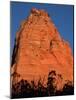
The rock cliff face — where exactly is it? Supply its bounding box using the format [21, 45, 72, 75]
[11, 8, 73, 90]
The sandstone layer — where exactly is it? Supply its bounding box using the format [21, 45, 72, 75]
[11, 8, 73, 90]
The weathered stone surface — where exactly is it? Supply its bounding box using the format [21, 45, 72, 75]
[11, 8, 73, 90]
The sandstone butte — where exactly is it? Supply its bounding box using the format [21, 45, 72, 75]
[11, 8, 73, 90]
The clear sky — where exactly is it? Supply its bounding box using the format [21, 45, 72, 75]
[10, 1, 74, 55]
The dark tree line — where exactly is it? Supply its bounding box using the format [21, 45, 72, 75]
[11, 70, 74, 98]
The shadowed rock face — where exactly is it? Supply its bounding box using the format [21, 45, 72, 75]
[11, 8, 73, 90]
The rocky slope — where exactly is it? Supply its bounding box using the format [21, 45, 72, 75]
[11, 8, 73, 90]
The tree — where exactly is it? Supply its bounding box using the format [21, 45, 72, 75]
[47, 70, 56, 96]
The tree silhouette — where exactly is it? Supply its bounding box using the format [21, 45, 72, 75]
[62, 81, 74, 95]
[47, 70, 56, 96]
[11, 70, 74, 98]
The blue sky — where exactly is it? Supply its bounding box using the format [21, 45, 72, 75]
[10, 2, 74, 55]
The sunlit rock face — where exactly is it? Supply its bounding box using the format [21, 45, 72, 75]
[11, 8, 73, 90]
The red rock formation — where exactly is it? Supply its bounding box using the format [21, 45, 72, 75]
[11, 8, 73, 90]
